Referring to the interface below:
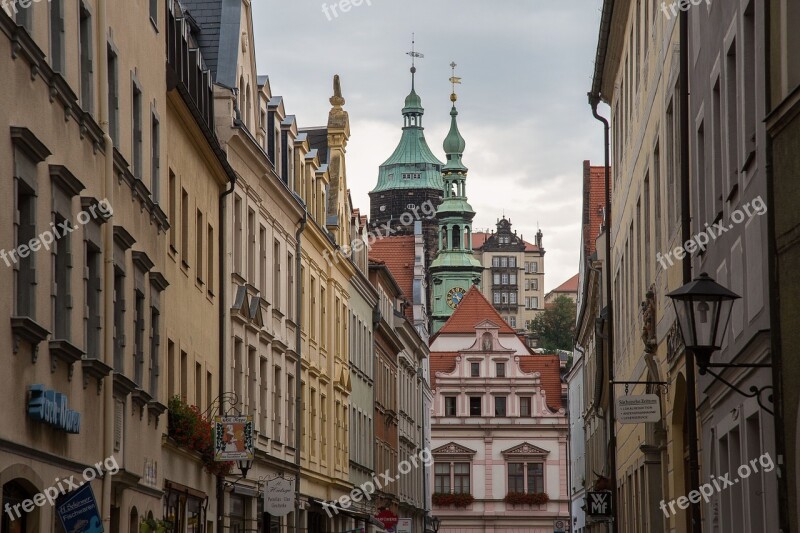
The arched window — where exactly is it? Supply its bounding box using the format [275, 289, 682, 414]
[442, 226, 449, 249]
[129, 507, 139, 533]
[2, 480, 38, 533]
[452, 225, 461, 249]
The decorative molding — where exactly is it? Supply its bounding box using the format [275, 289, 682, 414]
[501, 442, 550, 458]
[113, 372, 137, 398]
[431, 442, 477, 458]
[49, 165, 85, 197]
[10, 126, 51, 163]
[82, 358, 111, 394]
[11, 316, 50, 362]
[132, 250, 155, 272]
[48, 339, 84, 379]
[149, 271, 169, 292]
[113, 225, 136, 250]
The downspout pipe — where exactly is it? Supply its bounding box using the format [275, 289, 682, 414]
[679, 9, 702, 533]
[294, 196, 307, 533]
[97, 0, 114, 527]
[218, 170, 237, 533]
[588, 93, 616, 532]
[763, 1, 790, 529]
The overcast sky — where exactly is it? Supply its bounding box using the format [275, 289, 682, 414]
[252, 0, 606, 292]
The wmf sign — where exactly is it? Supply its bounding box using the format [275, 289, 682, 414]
[586, 491, 613, 519]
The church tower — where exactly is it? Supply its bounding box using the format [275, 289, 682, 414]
[430, 66, 483, 334]
[369, 49, 444, 267]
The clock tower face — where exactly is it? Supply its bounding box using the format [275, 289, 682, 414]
[446, 287, 467, 309]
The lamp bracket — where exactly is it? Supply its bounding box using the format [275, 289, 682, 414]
[703, 367, 774, 415]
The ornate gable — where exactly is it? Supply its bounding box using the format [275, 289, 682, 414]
[501, 442, 550, 459]
[432, 442, 477, 459]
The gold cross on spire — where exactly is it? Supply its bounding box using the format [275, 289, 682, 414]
[449, 61, 461, 102]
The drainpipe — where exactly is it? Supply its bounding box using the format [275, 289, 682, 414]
[679, 9, 702, 533]
[588, 94, 616, 532]
[218, 169, 237, 533]
[96, 0, 114, 527]
[763, 2, 790, 529]
[294, 197, 307, 533]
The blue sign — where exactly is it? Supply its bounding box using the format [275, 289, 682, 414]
[56, 483, 104, 533]
[28, 385, 81, 433]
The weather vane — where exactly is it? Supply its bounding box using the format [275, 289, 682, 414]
[407, 33, 424, 70]
[449, 61, 461, 101]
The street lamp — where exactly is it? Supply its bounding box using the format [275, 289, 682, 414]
[666, 273, 739, 374]
[237, 458, 253, 479]
[429, 515, 441, 533]
[667, 272, 774, 413]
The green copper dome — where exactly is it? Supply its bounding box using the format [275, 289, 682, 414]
[371, 71, 444, 194]
[443, 105, 466, 155]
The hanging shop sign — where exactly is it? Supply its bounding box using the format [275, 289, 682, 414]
[616, 394, 661, 424]
[397, 518, 412, 533]
[376, 509, 399, 531]
[586, 491, 613, 519]
[27, 385, 81, 433]
[214, 416, 254, 461]
[263, 477, 294, 517]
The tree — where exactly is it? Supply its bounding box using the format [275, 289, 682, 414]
[528, 295, 576, 352]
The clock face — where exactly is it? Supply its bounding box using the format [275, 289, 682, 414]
[446, 287, 467, 309]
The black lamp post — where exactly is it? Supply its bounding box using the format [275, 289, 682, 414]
[666, 273, 740, 374]
[237, 458, 253, 479]
[429, 515, 441, 533]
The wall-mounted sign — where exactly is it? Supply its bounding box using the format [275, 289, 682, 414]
[263, 477, 294, 517]
[376, 509, 398, 530]
[214, 416, 254, 461]
[56, 483, 103, 533]
[397, 518, 412, 533]
[616, 394, 661, 424]
[586, 491, 613, 518]
[28, 385, 81, 433]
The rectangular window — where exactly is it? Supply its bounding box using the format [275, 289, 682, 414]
[233, 195, 242, 273]
[508, 463, 525, 493]
[445, 396, 457, 416]
[509, 257, 516, 268]
[195, 362, 203, 408]
[509, 316, 517, 328]
[167, 340, 175, 399]
[287, 374, 295, 444]
[469, 396, 481, 416]
[168, 171, 177, 250]
[53, 214, 72, 339]
[434, 464, 451, 493]
[86, 246, 102, 358]
[273, 367, 282, 441]
[533, 297, 539, 309]
[493, 273, 500, 285]
[247, 209, 255, 281]
[134, 289, 145, 385]
[113, 270, 126, 372]
[492, 257, 500, 267]
[527, 463, 544, 493]
[149, 0, 158, 25]
[273, 240, 281, 310]
[207, 224, 214, 293]
[181, 189, 189, 265]
[725, 38, 739, 196]
[496, 362, 506, 377]
[495, 396, 507, 416]
[493, 292, 501, 305]
[510, 273, 517, 285]
[501, 293, 508, 304]
[180, 350, 187, 400]
[520, 397, 531, 417]
[509, 292, 517, 305]
[454, 463, 471, 494]
[470, 362, 480, 377]
[79, 4, 93, 112]
[287, 252, 294, 319]
[132, 81, 143, 178]
[532, 262, 538, 273]
[501, 273, 509, 284]
[500, 256, 508, 267]
[15, 184, 36, 317]
[196, 210, 203, 283]
[151, 113, 160, 202]
[50, 0, 65, 72]
[533, 279, 538, 291]
[108, 46, 119, 144]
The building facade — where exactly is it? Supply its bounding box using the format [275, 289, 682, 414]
[429, 287, 568, 532]
[472, 219, 546, 334]
[687, 2, 777, 531]
[766, 0, 800, 530]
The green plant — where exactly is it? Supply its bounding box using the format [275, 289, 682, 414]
[167, 396, 233, 476]
[432, 492, 475, 508]
[503, 492, 550, 506]
[140, 518, 174, 533]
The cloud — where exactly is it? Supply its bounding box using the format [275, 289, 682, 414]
[252, 0, 606, 291]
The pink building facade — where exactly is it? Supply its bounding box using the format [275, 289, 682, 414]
[429, 288, 569, 532]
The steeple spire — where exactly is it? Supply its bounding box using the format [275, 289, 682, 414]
[403, 35, 424, 118]
[443, 63, 467, 170]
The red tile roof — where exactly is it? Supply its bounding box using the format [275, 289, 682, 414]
[429, 352, 459, 388]
[550, 273, 579, 294]
[583, 162, 608, 257]
[369, 235, 416, 319]
[518, 354, 563, 410]
[472, 232, 541, 252]
[437, 286, 517, 335]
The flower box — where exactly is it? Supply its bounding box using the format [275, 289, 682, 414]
[432, 492, 475, 508]
[503, 492, 549, 506]
[168, 396, 233, 476]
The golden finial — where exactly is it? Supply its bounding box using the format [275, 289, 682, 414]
[449, 61, 461, 102]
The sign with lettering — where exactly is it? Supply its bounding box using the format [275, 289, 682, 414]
[214, 416, 254, 461]
[397, 518, 412, 533]
[28, 385, 81, 433]
[376, 509, 398, 530]
[586, 491, 613, 518]
[56, 483, 103, 533]
[616, 394, 661, 424]
[263, 477, 294, 517]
